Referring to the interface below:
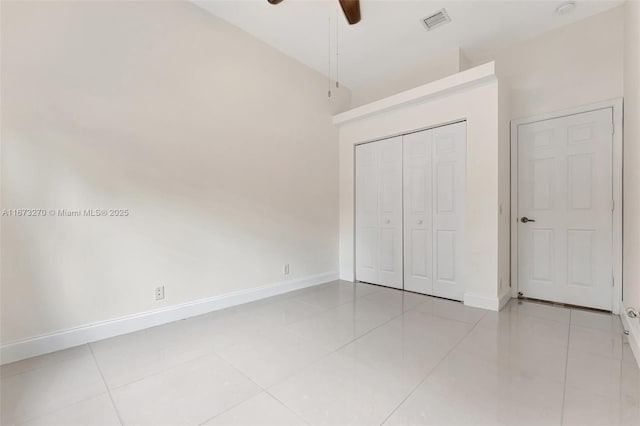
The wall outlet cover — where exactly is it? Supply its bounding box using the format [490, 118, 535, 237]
[155, 286, 165, 300]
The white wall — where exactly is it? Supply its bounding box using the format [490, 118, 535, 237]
[337, 65, 505, 310]
[497, 78, 511, 302]
[350, 48, 464, 108]
[350, 6, 624, 120]
[0, 1, 349, 345]
[474, 5, 624, 120]
[624, 0, 640, 313]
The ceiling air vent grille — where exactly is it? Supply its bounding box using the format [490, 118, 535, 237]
[422, 9, 451, 31]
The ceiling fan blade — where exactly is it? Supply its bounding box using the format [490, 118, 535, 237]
[267, 0, 283, 4]
[338, 0, 361, 25]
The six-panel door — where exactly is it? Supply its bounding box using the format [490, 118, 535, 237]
[517, 108, 613, 310]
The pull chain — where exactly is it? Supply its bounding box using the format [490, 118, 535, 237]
[328, 15, 332, 98]
[336, 7, 339, 89]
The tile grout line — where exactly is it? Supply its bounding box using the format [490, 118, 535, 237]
[193, 347, 311, 426]
[258, 303, 409, 426]
[5, 346, 125, 426]
[378, 309, 489, 426]
[262, 387, 312, 426]
[14, 284, 445, 426]
[192, 285, 373, 426]
[203, 289, 416, 425]
[284, 292, 412, 358]
[262, 295, 423, 423]
[195, 359, 267, 426]
[97, 282, 374, 394]
[0, 352, 89, 380]
[272, 282, 385, 328]
[2, 282, 343, 422]
[279, 297, 409, 382]
[103, 347, 218, 391]
[3, 283, 468, 426]
[195, 318, 330, 426]
[0, 281, 361, 375]
[559, 309, 573, 425]
[254, 295, 478, 425]
[413, 303, 488, 327]
[88, 343, 126, 426]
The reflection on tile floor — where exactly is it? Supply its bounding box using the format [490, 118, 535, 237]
[1, 280, 638, 425]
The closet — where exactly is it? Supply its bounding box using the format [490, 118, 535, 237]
[355, 121, 466, 300]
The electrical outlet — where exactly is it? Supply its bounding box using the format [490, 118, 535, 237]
[283, 264, 290, 275]
[155, 286, 165, 300]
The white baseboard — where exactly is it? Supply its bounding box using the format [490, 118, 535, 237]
[0, 272, 339, 365]
[620, 301, 640, 368]
[464, 292, 501, 311]
[339, 272, 355, 282]
[498, 290, 512, 310]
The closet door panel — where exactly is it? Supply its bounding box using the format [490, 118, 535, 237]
[355, 137, 403, 289]
[378, 137, 403, 289]
[355, 142, 379, 284]
[403, 130, 433, 294]
[432, 122, 466, 301]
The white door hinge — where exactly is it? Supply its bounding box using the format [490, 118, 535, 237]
[609, 123, 615, 135]
[611, 199, 615, 212]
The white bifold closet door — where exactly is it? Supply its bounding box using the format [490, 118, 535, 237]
[403, 122, 466, 300]
[355, 137, 403, 289]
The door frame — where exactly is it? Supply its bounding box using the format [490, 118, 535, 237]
[510, 99, 623, 314]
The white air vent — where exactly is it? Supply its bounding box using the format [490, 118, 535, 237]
[422, 9, 451, 31]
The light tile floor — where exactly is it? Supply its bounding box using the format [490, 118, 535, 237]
[1, 280, 638, 426]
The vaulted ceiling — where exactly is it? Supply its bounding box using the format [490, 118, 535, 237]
[194, 0, 623, 88]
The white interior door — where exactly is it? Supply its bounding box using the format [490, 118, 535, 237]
[517, 108, 613, 310]
[403, 122, 466, 301]
[355, 137, 403, 289]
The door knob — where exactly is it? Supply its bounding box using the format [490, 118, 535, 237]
[520, 217, 536, 223]
[385, 219, 391, 224]
[417, 220, 423, 225]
